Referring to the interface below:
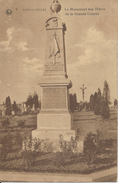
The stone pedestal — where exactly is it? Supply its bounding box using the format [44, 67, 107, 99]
[32, 76, 75, 141]
[32, 2, 75, 143]
[37, 113, 72, 129]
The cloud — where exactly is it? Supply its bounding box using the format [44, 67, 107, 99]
[22, 57, 43, 75]
[72, 27, 116, 67]
[15, 41, 28, 51]
[0, 27, 15, 51]
[0, 27, 34, 52]
[23, 57, 39, 64]
[67, 27, 117, 102]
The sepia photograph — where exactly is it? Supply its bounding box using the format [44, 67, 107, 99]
[0, 0, 117, 182]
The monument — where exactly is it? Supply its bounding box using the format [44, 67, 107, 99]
[32, 0, 75, 141]
[80, 84, 87, 102]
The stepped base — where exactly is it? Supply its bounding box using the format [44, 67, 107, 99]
[32, 129, 75, 141]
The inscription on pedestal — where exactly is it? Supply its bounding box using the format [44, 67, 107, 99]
[46, 66, 63, 71]
[42, 87, 67, 109]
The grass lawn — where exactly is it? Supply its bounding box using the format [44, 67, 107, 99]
[0, 111, 117, 174]
[73, 110, 117, 140]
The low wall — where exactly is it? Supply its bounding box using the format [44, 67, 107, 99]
[0, 166, 117, 182]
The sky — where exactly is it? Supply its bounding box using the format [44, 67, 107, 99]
[0, 0, 117, 104]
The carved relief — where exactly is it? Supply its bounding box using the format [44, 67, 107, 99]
[53, 18, 58, 27]
[45, 17, 65, 30]
[45, 22, 49, 27]
[45, 17, 65, 67]
[45, 66, 63, 71]
[48, 31, 61, 65]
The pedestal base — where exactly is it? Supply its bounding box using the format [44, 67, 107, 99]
[32, 76, 75, 142]
[32, 129, 75, 141]
[37, 113, 73, 129]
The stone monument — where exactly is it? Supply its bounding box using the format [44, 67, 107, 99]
[32, 0, 75, 141]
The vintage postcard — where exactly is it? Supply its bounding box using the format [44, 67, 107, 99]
[0, 0, 117, 182]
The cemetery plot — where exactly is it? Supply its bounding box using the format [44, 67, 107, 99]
[0, 111, 117, 174]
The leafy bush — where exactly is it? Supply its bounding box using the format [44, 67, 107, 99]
[52, 135, 77, 167]
[83, 131, 115, 164]
[32, 137, 42, 152]
[59, 135, 77, 153]
[41, 139, 53, 153]
[22, 136, 42, 151]
[21, 137, 42, 170]
[22, 137, 32, 151]
[84, 132, 97, 163]
[84, 132, 97, 152]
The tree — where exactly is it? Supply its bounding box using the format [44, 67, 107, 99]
[101, 81, 110, 119]
[100, 98, 110, 119]
[26, 92, 39, 109]
[32, 92, 39, 109]
[89, 92, 98, 112]
[103, 81, 110, 105]
[89, 94, 94, 111]
[93, 92, 98, 112]
[73, 93, 77, 109]
[26, 93, 33, 108]
[69, 93, 77, 112]
[98, 88, 101, 97]
[5, 96, 11, 115]
[94, 88, 102, 115]
[114, 99, 117, 106]
[12, 101, 18, 114]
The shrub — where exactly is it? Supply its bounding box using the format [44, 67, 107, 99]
[40, 139, 53, 153]
[22, 137, 32, 151]
[84, 132, 98, 163]
[84, 132, 96, 152]
[83, 131, 115, 163]
[22, 136, 41, 151]
[32, 138, 42, 151]
[52, 135, 77, 167]
[59, 135, 77, 153]
[21, 137, 41, 170]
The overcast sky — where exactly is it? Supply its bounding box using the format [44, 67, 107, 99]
[0, 0, 117, 104]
